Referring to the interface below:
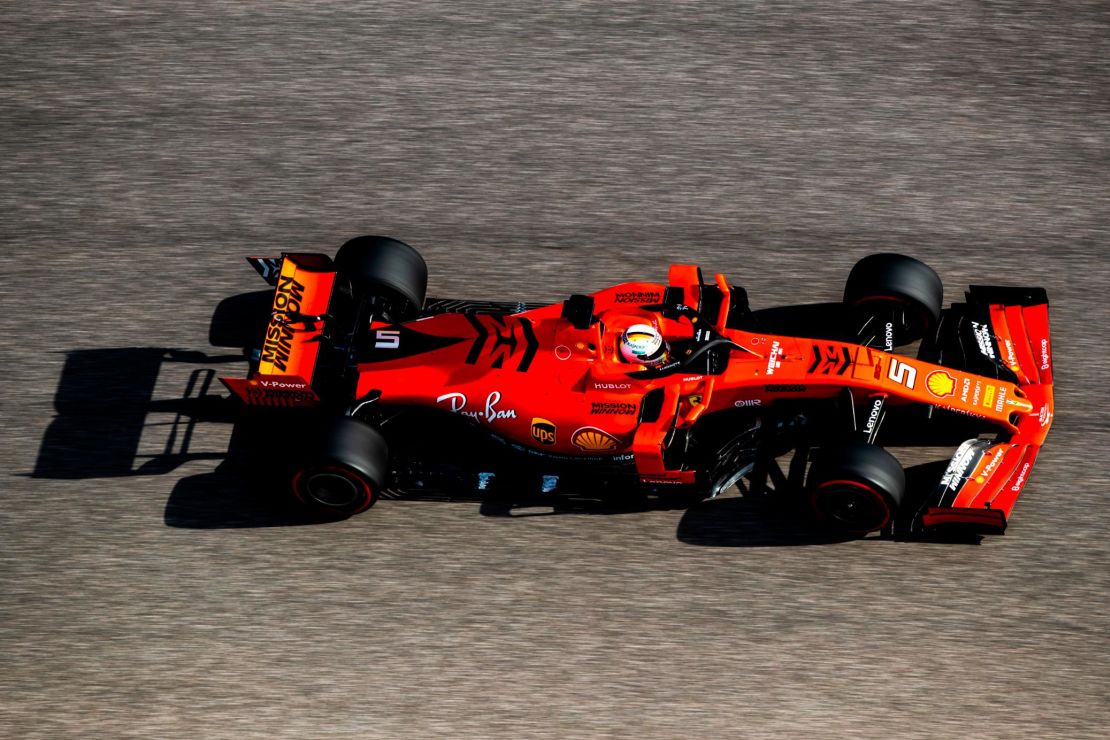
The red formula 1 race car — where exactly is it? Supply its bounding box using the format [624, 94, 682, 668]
[220, 236, 1054, 537]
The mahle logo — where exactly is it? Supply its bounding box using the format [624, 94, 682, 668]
[531, 418, 556, 445]
[926, 370, 956, 398]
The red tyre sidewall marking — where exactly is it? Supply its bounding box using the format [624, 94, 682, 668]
[810, 478, 892, 532]
[292, 465, 375, 514]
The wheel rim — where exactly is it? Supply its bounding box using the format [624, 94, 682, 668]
[852, 295, 932, 339]
[813, 480, 892, 532]
[294, 466, 372, 510]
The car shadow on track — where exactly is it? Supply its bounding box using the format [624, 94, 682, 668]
[676, 496, 857, 547]
[29, 347, 241, 479]
[25, 292, 310, 527]
[676, 461, 983, 546]
[24, 348, 336, 529]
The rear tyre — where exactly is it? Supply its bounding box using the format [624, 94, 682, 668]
[808, 443, 905, 534]
[844, 253, 943, 345]
[335, 235, 427, 321]
[208, 290, 274, 351]
[292, 417, 388, 517]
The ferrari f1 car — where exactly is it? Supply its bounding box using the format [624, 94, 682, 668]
[221, 236, 1054, 537]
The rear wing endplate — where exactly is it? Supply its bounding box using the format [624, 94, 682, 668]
[222, 252, 337, 403]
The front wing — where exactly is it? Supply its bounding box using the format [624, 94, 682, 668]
[916, 286, 1053, 534]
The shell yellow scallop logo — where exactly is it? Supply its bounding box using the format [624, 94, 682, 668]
[571, 427, 620, 452]
[926, 370, 956, 398]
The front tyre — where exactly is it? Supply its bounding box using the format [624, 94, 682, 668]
[844, 253, 943, 346]
[808, 443, 905, 534]
[292, 417, 389, 517]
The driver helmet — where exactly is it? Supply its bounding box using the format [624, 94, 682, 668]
[620, 323, 669, 367]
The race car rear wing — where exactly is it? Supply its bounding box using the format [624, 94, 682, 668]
[918, 286, 1053, 534]
[221, 253, 337, 408]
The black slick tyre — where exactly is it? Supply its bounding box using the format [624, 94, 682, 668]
[334, 235, 427, 321]
[808, 443, 905, 534]
[844, 253, 943, 344]
[292, 417, 388, 517]
[208, 290, 274, 351]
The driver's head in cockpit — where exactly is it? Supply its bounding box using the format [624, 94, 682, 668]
[619, 323, 669, 368]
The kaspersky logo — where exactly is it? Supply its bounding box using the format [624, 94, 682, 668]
[531, 418, 556, 445]
[926, 370, 956, 399]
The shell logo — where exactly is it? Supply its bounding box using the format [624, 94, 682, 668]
[926, 370, 956, 398]
[571, 427, 620, 452]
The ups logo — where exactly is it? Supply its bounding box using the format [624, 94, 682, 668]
[531, 418, 556, 446]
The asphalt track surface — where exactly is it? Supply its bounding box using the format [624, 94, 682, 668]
[2, 3, 1109, 738]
